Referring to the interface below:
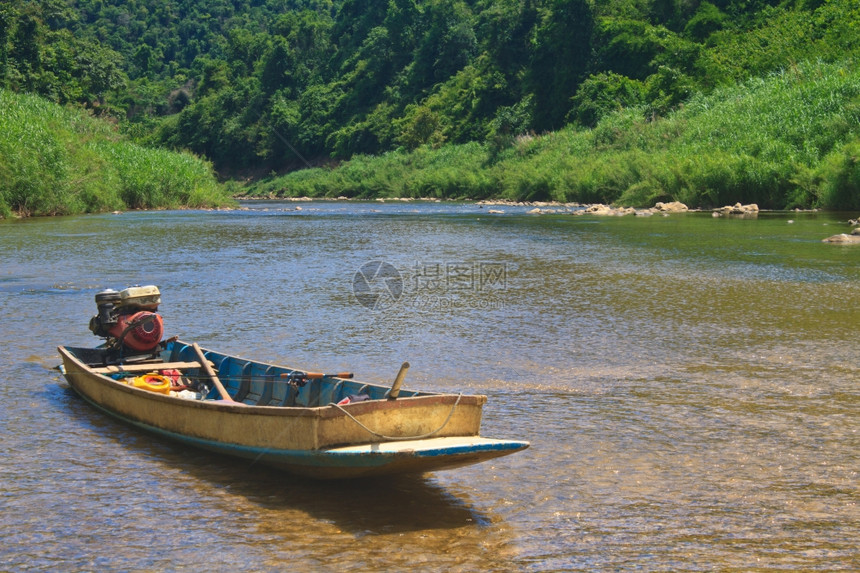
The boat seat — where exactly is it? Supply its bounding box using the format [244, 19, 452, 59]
[92, 361, 211, 374]
[323, 380, 344, 405]
[271, 374, 300, 406]
[242, 365, 276, 405]
[216, 359, 252, 402]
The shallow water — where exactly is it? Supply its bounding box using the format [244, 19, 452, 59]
[1, 202, 858, 571]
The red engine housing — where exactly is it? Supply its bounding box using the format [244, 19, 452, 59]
[107, 311, 164, 352]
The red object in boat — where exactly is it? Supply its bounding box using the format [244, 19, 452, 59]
[108, 311, 163, 352]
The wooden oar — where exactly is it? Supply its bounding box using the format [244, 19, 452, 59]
[192, 342, 241, 404]
[387, 362, 410, 400]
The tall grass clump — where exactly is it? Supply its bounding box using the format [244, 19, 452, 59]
[0, 89, 119, 217]
[0, 89, 230, 218]
[254, 142, 490, 199]
[91, 141, 225, 209]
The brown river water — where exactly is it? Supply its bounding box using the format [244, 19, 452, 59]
[0, 201, 858, 571]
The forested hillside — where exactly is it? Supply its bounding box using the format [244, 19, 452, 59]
[2, 0, 860, 211]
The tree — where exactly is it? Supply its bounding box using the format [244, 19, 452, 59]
[410, 1, 476, 91]
[133, 44, 157, 76]
[259, 36, 294, 97]
[569, 72, 645, 127]
[529, 0, 594, 131]
[0, 4, 14, 84]
[10, 11, 40, 91]
[73, 37, 126, 103]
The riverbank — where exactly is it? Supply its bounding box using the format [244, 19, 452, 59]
[6, 60, 860, 218]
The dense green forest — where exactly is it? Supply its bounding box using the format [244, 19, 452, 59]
[2, 0, 860, 214]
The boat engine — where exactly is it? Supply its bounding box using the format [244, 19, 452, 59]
[89, 285, 164, 352]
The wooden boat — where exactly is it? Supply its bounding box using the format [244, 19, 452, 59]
[57, 339, 529, 479]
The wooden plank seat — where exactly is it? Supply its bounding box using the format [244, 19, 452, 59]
[91, 361, 210, 374]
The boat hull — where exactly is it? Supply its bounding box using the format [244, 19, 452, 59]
[58, 344, 528, 478]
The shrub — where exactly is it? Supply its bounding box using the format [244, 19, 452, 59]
[569, 73, 646, 128]
[817, 139, 860, 210]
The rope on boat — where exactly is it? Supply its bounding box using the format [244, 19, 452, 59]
[328, 393, 463, 442]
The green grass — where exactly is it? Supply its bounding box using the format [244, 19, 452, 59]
[249, 60, 860, 210]
[0, 89, 233, 218]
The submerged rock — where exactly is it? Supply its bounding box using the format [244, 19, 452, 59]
[822, 233, 860, 244]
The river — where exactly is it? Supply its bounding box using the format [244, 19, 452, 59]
[1, 201, 858, 571]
